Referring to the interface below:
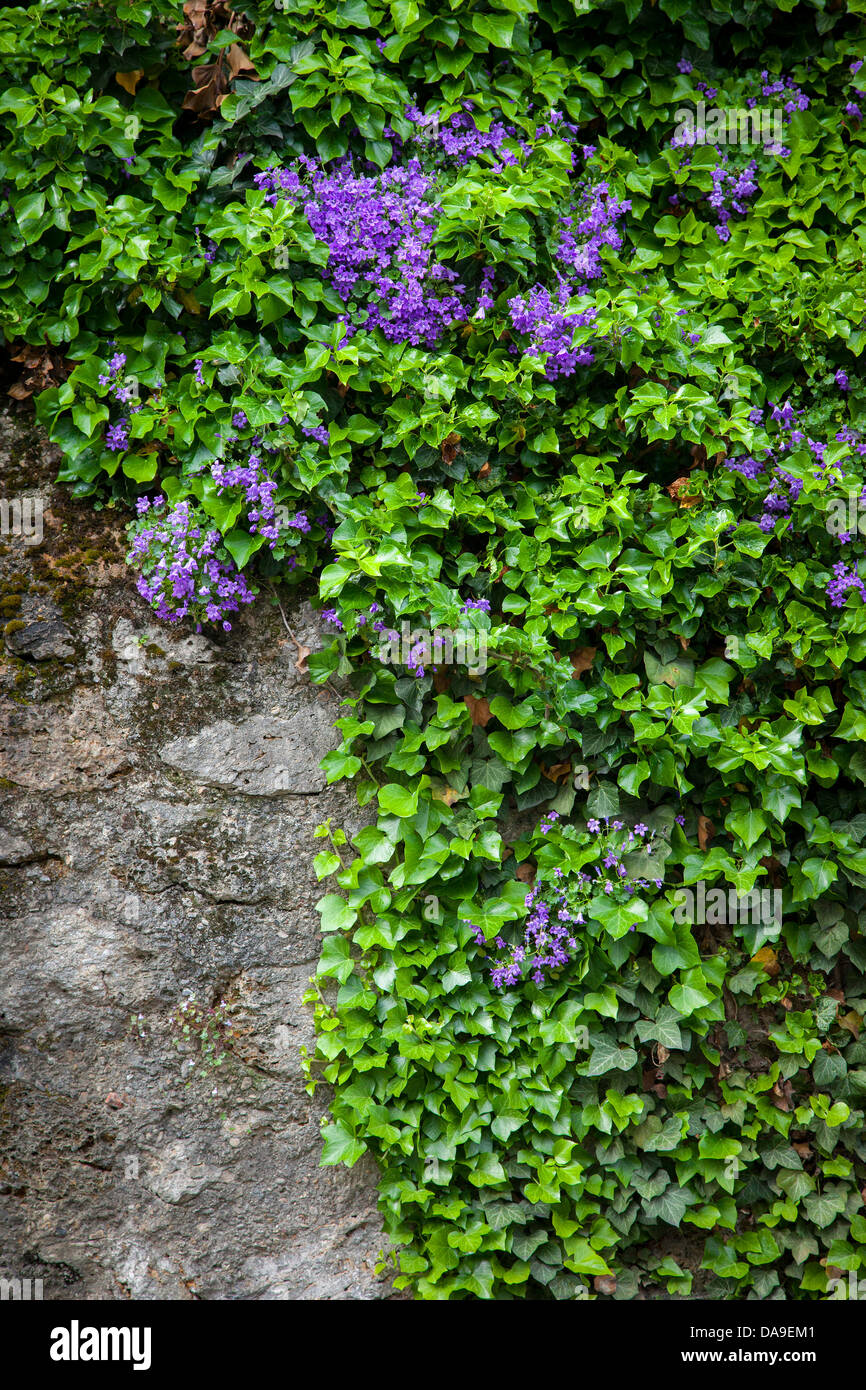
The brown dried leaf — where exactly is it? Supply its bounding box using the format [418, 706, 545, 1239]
[463, 694, 491, 727]
[697, 814, 715, 850]
[515, 862, 536, 883]
[839, 1010, 862, 1040]
[225, 42, 257, 79]
[594, 1275, 617, 1295]
[115, 70, 144, 95]
[543, 760, 572, 784]
[770, 1078, 793, 1112]
[432, 786, 460, 806]
[176, 287, 202, 315]
[667, 475, 701, 508]
[751, 945, 780, 977]
[441, 431, 462, 465]
[294, 643, 311, 675]
[570, 646, 596, 678]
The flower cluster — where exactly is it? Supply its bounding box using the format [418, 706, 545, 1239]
[127, 496, 255, 631]
[468, 817, 663, 989]
[707, 158, 759, 241]
[98, 350, 137, 405]
[827, 561, 866, 608]
[507, 178, 629, 379]
[211, 453, 281, 548]
[254, 155, 469, 348]
[404, 103, 520, 167]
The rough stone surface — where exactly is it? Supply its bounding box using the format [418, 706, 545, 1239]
[0, 408, 393, 1301]
[159, 709, 339, 796]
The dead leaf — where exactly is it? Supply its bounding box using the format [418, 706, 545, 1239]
[594, 1275, 617, 1295]
[792, 1141, 813, 1160]
[432, 786, 460, 806]
[441, 431, 462, 465]
[478, 461, 491, 479]
[226, 42, 257, 79]
[515, 862, 536, 883]
[770, 1078, 793, 1112]
[464, 694, 491, 727]
[751, 945, 780, 977]
[542, 760, 572, 784]
[570, 646, 596, 678]
[176, 287, 202, 315]
[294, 643, 311, 675]
[666, 475, 701, 508]
[839, 1010, 862, 1040]
[115, 70, 144, 95]
[6, 344, 72, 401]
[642, 1066, 667, 1098]
[697, 815, 715, 851]
[176, 1, 258, 116]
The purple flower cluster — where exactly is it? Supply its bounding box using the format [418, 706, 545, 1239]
[127, 496, 255, 631]
[99, 351, 137, 404]
[828, 562, 866, 607]
[211, 454, 281, 548]
[754, 70, 810, 115]
[302, 423, 330, 445]
[508, 280, 597, 379]
[507, 179, 629, 379]
[254, 155, 469, 348]
[469, 817, 662, 990]
[105, 418, 130, 452]
[708, 158, 759, 242]
[405, 104, 520, 168]
[483, 880, 582, 988]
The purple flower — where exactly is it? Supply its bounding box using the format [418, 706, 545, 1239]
[127, 497, 255, 629]
[302, 424, 330, 446]
[836, 368, 850, 391]
[105, 418, 129, 451]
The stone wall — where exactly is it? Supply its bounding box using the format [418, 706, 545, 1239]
[0, 409, 391, 1300]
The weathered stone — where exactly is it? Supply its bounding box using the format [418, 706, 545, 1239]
[5, 617, 74, 660]
[0, 827, 33, 865]
[159, 708, 339, 796]
[0, 406, 392, 1302]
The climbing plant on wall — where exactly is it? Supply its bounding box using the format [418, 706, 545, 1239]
[2, 0, 866, 1298]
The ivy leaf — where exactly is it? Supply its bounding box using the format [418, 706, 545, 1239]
[320, 1121, 366, 1166]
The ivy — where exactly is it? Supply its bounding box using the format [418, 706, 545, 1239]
[3, 0, 866, 1300]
